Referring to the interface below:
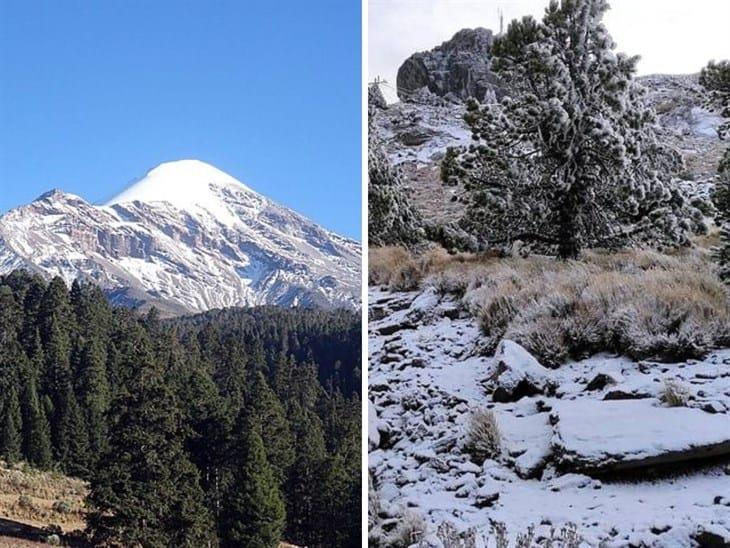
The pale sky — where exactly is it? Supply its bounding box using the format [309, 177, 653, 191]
[369, 0, 730, 102]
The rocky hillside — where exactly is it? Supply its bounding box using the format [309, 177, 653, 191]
[374, 30, 725, 225]
[368, 286, 730, 546]
[0, 160, 360, 315]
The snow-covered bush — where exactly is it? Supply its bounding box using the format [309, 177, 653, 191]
[662, 379, 691, 407]
[369, 110, 425, 248]
[388, 509, 427, 547]
[463, 408, 501, 463]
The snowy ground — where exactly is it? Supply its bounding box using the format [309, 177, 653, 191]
[368, 286, 730, 547]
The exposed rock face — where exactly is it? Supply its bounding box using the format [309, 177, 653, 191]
[396, 28, 503, 103]
[0, 160, 361, 315]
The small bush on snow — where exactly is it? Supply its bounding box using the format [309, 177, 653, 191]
[388, 509, 426, 547]
[464, 408, 500, 464]
[432, 520, 583, 548]
[662, 379, 691, 407]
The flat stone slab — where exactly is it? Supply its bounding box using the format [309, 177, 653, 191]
[552, 400, 730, 474]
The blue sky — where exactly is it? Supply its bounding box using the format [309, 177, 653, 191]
[0, 0, 361, 239]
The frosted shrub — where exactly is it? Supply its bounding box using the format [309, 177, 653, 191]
[463, 250, 727, 365]
[389, 509, 426, 547]
[662, 379, 691, 407]
[434, 522, 481, 548]
[487, 521, 582, 548]
[464, 408, 500, 463]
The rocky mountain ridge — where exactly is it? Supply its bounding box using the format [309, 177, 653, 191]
[375, 42, 724, 223]
[0, 160, 360, 315]
[396, 27, 503, 103]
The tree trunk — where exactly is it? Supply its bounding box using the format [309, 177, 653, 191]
[557, 187, 581, 260]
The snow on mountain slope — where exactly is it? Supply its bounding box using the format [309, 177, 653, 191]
[0, 160, 360, 314]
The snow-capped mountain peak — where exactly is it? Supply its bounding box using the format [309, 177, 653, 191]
[105, 159, 258, 227]
[0, 161, 360, 315]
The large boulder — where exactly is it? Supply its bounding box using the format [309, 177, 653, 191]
[489, 340, 555, 402]
[552, 399, 730, 474]
[396, 28, 504, 103]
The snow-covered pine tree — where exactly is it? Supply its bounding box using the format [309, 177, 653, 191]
[449, 0, 705, 258]
[368, 87, 425, 248]
[700, 59, 730, 283]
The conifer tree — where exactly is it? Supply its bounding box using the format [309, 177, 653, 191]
[316, 452, 357, 548]
[449, 0, 705, 258]
[244, 371, 294, 486]
[220, 427, 285, 548]
[162, 329, 230, 518]
[86, 331, 215, 547]
[20, 375, 53, 469]
[285, 402, 327, 546]
[43, 313, 89, 472]
[0, 384, 22, 463]
[75, 339, 110, 458]
[368, 111, 425, 248]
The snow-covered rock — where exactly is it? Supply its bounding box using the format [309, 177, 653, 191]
[489, 340, 555, 402]
[0, 160, 360, 314]
[552, 399, 730, 474]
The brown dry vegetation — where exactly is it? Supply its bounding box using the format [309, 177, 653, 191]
[0, 462, 87, 535]
[369, 245, 730, 366]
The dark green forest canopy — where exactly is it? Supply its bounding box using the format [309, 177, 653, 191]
[0, 270, 361, 547]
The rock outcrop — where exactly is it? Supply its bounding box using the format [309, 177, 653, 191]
[396, 28, 503, 103]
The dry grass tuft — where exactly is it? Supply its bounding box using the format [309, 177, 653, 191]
[464, 408, 501, 464]
[389, 509, 427, 547]
[662, 379, 691, 407]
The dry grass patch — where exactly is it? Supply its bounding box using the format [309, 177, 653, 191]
[370, 246, 730, 365]
[0, 462, 87, 534]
